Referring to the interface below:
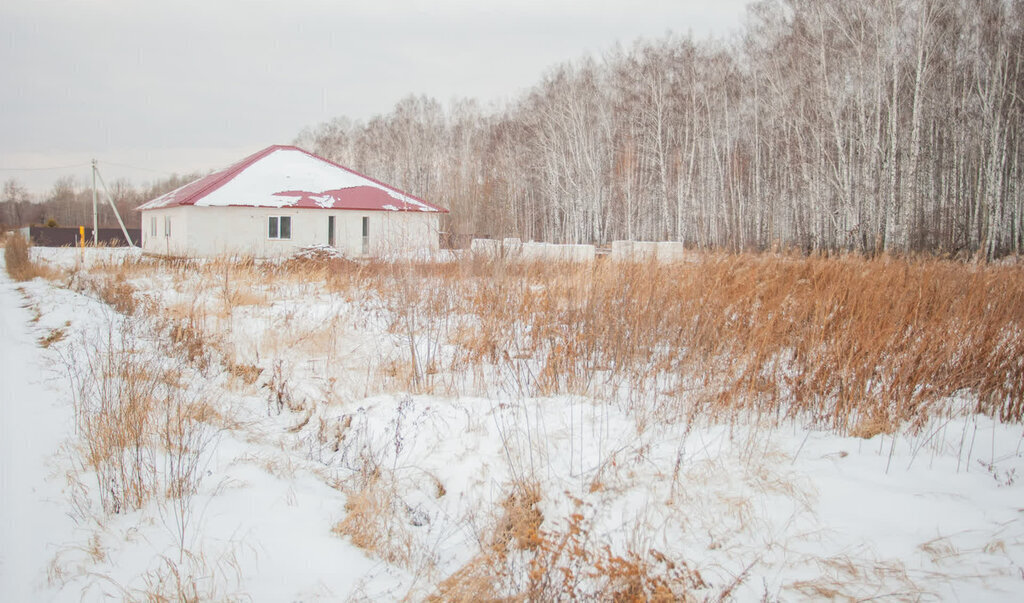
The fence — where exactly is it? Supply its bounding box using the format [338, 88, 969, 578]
[470, 238, 690, 264]
[25, 226, 140, 247]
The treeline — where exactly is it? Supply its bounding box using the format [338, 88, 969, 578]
[1, 173, 200, 231]
[297, 0, 1024, 257]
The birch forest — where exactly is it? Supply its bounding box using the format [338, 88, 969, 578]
[297, 0, 1024, 258]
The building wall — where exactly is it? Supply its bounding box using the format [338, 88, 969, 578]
[140, 206, 191, 256]
[140, 206, 441, 258]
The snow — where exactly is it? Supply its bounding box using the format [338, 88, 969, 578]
[3, 248, 1023, 600]
[0, 271, 76, 600]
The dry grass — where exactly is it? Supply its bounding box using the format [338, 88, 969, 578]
[38, 326, 67, 348]
[331, 470, 425, 570]
[316, 252, 1024, 433]
[49, 250, 1024, 599]
[491, 481, 544, 554]
[225, 360, 262, 385]
[95, 275, 137, 315]
[108, 250, 1022, 434]
[4, 235, 52, 281]
[61, 315, 218, 517]
[435, 494, 708, 601]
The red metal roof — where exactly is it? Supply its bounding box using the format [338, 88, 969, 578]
[137, 145, 448, 213]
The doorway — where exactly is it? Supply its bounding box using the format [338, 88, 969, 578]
[361, 216, 369, 255]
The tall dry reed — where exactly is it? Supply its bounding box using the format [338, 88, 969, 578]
[329, 253, 1024, 434]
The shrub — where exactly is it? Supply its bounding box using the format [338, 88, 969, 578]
[4, 234, 42, 281]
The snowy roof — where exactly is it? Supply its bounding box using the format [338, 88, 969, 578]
[136, 145, 447, 213]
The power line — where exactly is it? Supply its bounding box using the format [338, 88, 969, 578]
[1, 161, 175, 176]
[1, 160, 180, 190]
[97, 161, 175, 176]
[0, 163, 90, 172]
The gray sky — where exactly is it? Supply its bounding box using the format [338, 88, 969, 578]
[1, 0, 749, 194]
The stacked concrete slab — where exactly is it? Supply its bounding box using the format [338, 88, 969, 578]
[470, 238, 501, 259]
[611, 240, 685, 263]
[565, 243, 596, 263]
[474, 238, 689, 264]
[611, 240, 633, 262]
[632, 241, 658, 261]
[656, 241, 685, 262]
[520, 241, 596, 263]
[502, 237, 523, 259]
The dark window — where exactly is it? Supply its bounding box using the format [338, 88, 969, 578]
[268, 216, 291, 240]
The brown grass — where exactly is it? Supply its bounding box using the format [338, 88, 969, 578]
[435, 495, 708, 601]
[61, 313, 219, 517]
[75, 250, 1024, 435]
[331, 470, 422, 569]
[492, 481, 544, 554]
[53, 250, 1022, 598]
[320, 252, 1024, 433]
[38, 326, 67, 348]
[95, 275, 137, 315]
[4, 235, 49, 281]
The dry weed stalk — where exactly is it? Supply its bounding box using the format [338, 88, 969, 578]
[60, 314, 218, 525]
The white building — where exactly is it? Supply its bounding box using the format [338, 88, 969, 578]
[137, 145, 447, 258]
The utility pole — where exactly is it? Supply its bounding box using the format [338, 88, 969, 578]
[91, 159, 98, 246]
[94, 164, 136, 248]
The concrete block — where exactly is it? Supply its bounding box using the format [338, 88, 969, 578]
[656, 241, 685, 263]
[611, 240, 632, 261]
[570, 244, 596, 263]
[470, 238, 501, 259]
[632, 241, 658, 261]
[521, 241, 547, 261]
[502, 237, 522, 259]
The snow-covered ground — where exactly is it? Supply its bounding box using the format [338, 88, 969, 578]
[0, 258, 76, 599]
[2, 248, 1023, 600]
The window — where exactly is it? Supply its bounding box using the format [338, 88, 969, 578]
[150, 217, 156, 237]
[268, 216, 291, 240]
[164, 216, 171, 237]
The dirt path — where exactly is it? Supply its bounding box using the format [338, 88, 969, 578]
[0, 268, 75, 600]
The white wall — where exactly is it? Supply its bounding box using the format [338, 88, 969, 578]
[140, 206, 191, 256]
[140, 206, 440, 258]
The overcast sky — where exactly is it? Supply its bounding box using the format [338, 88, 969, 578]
[1, 0, 749, 194]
